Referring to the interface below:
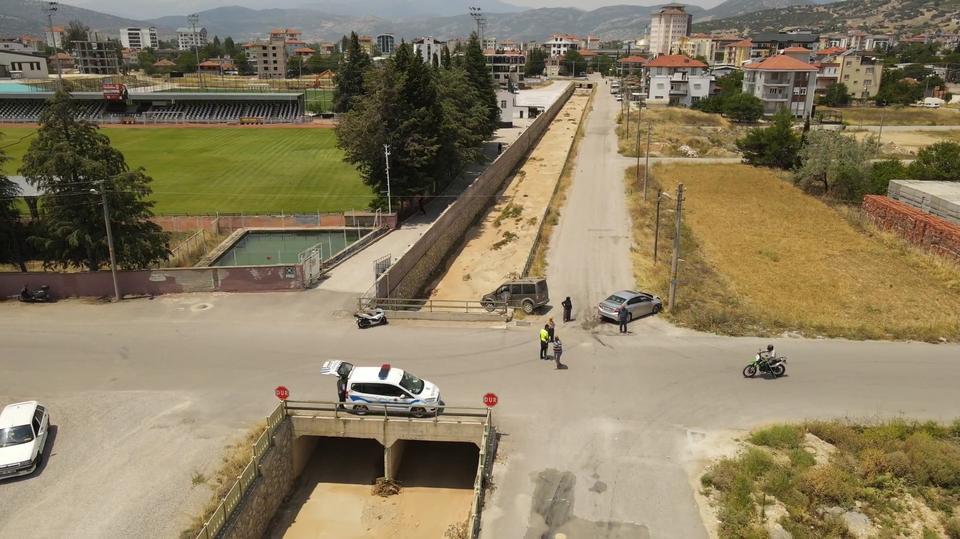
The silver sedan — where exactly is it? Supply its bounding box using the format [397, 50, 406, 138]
[598, 290, 663, 322]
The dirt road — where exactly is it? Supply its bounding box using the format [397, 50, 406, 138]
[545, 77, 636, 323]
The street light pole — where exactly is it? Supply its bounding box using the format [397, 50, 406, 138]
[643, 124, 651, 201]
[188, 13, 203, 89]
[45, 2, 63, 88]
[94, 182, 121, 302]
[383, 144, 393, 214]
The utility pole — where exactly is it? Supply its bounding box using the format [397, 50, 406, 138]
[668, 183, 684, 310]
[643, 124, 651, 201]
[634, 107, 642, 189]
[94, 182, 121, 302]
[654, 188, 664, 264]
[45, 2, 63, 88]
[469, 7, 486, 43]
[876, 109, 884, 154]
[189, 13, 203, 89]
[383, 144, 393, 214]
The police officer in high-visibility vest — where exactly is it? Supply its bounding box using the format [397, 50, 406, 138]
[539, 325, 550, 359]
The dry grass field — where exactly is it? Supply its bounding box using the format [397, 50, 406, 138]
[626, 163, 960, 341]
[821, 106, 960, 126]
[616, 107, 746, 158]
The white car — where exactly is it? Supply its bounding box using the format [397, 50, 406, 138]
[321, 361, 443, 417]
[0, 401, 50, 480]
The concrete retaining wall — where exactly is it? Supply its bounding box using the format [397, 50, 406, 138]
[220, 420, 294, 539]
[375, 83, 575, 299]
[0, 265, 305, 299]
[863, 195, 960, 263]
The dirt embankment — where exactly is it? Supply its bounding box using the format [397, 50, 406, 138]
[430, 93, 591, 301]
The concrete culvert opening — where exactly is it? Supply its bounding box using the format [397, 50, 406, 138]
[269, 437, 479, 538]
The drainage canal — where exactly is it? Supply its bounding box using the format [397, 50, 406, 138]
[269, 437, 478, 538]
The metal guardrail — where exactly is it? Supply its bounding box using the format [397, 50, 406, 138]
[194, 403, 285, 539]
[284, 400, 490, 422]
[469, 419, 494, 538]
[358, 297, 508, 314]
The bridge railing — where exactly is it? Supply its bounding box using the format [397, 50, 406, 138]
[284, 400, 490, 423]
[358, 296, 508, 314]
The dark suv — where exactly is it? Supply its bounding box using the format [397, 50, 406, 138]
[481, 278, 549, 314]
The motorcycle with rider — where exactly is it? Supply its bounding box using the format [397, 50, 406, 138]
[743, 344, 787, 378]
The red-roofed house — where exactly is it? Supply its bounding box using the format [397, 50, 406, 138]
[743, 54, 818, 118]
[617, 55, 648, 76]
[646, 54, 712, 107]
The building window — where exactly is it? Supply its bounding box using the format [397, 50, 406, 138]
[843, 75, 850, 80]
[500, 100, 507, 109]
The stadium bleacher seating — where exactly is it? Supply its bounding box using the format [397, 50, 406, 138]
[0, 99, 303, 124]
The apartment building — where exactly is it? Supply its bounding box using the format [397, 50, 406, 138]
[177, 27, 208, 51]
[120, 27, 159, 50]
[45, 26, 64, 49]
[719, 39, 751, 66]
[0, 50, 49, 78]
[245, 37, 288, 79]
[485, 49, 525, 88]
[837, 51, 882, 99]
[671, 34, 715, 63]
[543, 34, 580, 57]
[649, 4, 692, 56]
[616, 55, 648, 77]
[646, 54, 711, 107]
[412, 37, 445, 65]
[72, 40, 120, 75]
[749, 32, 819, 58]
[376, 34, 396, 55]
[743, 54, 817, 118]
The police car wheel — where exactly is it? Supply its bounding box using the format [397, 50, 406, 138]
[354, 404, 369, 415]
[411, 407, 427, 418]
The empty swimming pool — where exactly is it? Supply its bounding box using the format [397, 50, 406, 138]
[212, 229, 372, 267]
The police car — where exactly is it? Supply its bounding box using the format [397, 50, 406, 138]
[320, 361, 443, 418]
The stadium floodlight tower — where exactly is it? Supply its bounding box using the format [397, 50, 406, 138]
[188, 13, 203, 88]
[44, 2, 63, 87]
[469, 6, 486, 44]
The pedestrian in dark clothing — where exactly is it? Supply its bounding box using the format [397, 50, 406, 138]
[539, 325, 550, 359]
[553, 337, 565, 369]
[561, 297, 572, 322]
[547, 318, 556, 342]
[498, 142, 504, 155]
[618, 305, 629, 333]
[337, 376, 347, 408]
[418, 195, 427, 215]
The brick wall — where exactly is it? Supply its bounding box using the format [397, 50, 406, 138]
[375, 83, 576, 299]
[863, 195, 960, 263]
[220, 419, 294, 539]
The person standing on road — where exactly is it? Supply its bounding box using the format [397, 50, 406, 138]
[553, 337, 565, 369]
[547, 318, 556, 342]
[561, 297, 573, 322]
[540, 325, 550, 359]
[618, 305, 629, 334]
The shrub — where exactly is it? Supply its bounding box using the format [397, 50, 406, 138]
[735, 109, 802, 170]
[751, 424, 805, 449]
[742, 447, 775, 476]
[945, 516, 960, 539]
[702, 457, 740, 491]
[907, 142, 960, 182]
[806, 420, 861, 452]
[800, 464, 859, 506]
[788, 448, 816, 469]
[903, 432, 960, 488]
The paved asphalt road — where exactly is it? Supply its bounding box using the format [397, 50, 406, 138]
[2, 85, 960, 538]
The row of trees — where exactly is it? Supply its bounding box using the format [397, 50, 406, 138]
[523, 48, 614, 78]
[0, 94, 168, 272]
[334, 32, 499, 208]
[693, 72, 764, 123]
[737, 110, 960, 202]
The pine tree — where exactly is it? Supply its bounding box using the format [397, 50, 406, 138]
[461, 33, 498, 140]
[20, 92, 169, 271]
[0, 147, 28, 271]
[333, 32, 372, 113]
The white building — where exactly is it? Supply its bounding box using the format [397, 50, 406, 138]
[412, 37, 445, 65]
[743, 54, 818, 119]
[543, 34, 580, 57]
[120, 27, 159, 50]
[0, 49, 49, 79]
[485, 49, 526, 88]
[376, 34, 395, 55]
[177, 27, 208, 51]
[649, 4, 692, 57]
[645, 54, 711, 107]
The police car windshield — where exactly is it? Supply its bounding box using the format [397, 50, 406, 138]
[399, 371, 425, 394]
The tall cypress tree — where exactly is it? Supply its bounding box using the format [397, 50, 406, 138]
[461, 32, 498, 141]
[333, 32, 371, 113]
[0, 147, 28, 271]
[20, 92, 169, 271]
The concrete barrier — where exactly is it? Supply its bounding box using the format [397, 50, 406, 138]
[374, 83, 576, 300]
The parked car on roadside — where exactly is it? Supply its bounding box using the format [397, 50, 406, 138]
[0, 401, 50, 480]
[481, 278, 550, 314]
[597, 290, 662, 322]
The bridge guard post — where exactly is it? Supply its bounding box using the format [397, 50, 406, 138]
[384, 439, 407, 481]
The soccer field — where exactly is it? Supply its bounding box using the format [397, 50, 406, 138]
[0, 126, 372, 215]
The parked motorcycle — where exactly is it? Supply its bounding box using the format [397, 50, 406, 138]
[743, 351, 787, 378]
[355, 308, 387, 329]
[19, 285, 53, 303]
